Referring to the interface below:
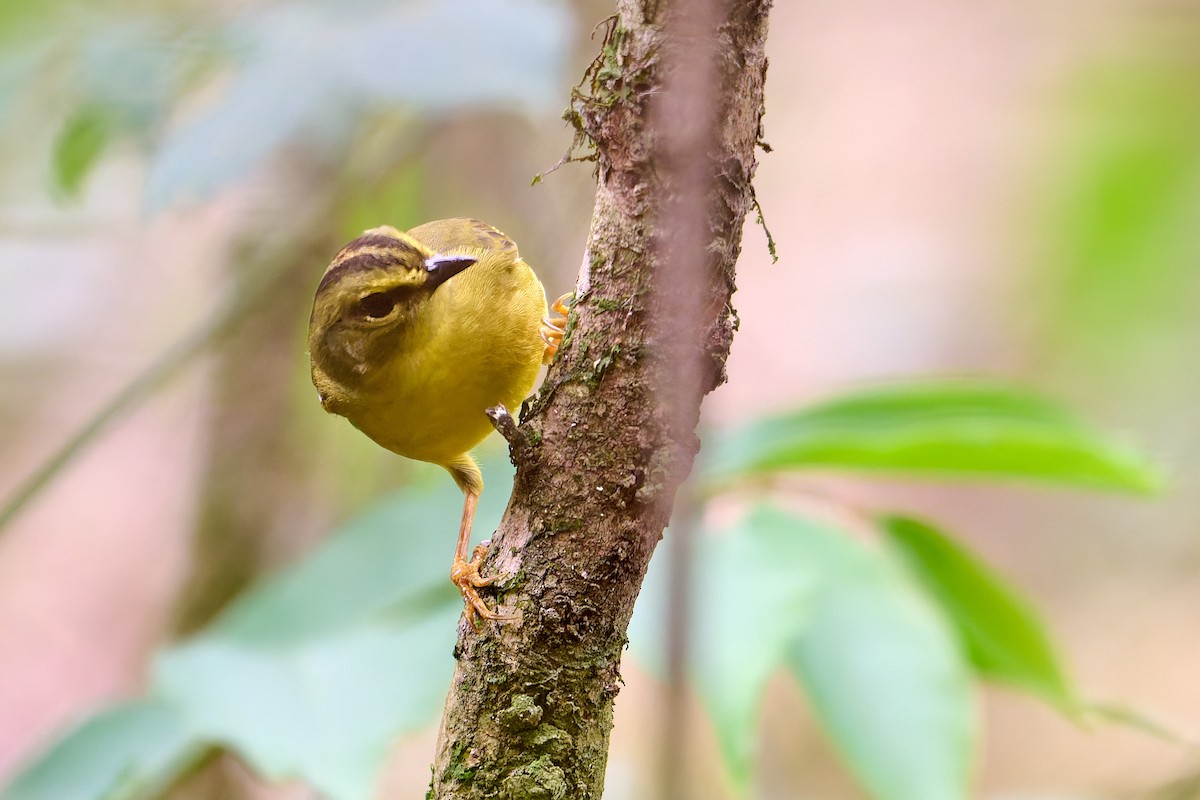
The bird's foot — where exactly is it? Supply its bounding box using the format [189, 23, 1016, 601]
[540, 293, 572, 364]
[451, 540, 517, 627]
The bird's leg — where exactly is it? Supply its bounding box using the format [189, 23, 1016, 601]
[449, 490, 516, 626]
[540, 293, 572, 364]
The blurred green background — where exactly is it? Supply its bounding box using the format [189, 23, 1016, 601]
[0, 1, 1198, 799]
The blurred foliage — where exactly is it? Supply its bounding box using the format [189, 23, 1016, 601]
[630, 504, 818, 789]
[139, 0, 568, 210]
[631, 378, 1169, 798]
[51, 104, 115, 196]
[12, 0, 571, 209]
[1040, 36, 1200, 368]
[3, 379, 1168, 800]
[6, 458, 511, 800]
[881, 516, 1077, 714]
[632, 504, 973, 800]
[1, 700, 200, 800]
[783, 507, 972, 800]
[705, 380, 1161, 494]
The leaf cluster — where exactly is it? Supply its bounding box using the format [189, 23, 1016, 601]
[3, 380, 1170, 800]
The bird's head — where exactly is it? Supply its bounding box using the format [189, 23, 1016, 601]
[308, 225, 476, 390]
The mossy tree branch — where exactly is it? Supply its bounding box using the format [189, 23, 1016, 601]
[430, 0, 772, 797]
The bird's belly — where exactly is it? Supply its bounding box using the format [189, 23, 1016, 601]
[357, 380, 490, 460]
[348, 326, 542, 466]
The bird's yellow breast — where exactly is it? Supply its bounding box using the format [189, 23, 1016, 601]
[311, 219, 548, 474]
[350, 249, 546, 463]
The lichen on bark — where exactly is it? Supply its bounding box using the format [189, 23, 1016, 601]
[429, 0, 773, 797]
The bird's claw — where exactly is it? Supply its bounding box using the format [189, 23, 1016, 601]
[540, 293, 572, 364]
[451, 539, 517, 627]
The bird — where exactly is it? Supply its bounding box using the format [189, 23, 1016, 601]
[307, 218, 568, 625]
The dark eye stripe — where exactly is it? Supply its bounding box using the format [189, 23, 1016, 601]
[317, 252, 404, 295]
[316, 235, 424, 296]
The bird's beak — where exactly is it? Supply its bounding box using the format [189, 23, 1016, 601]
[425, 254, 477, 289]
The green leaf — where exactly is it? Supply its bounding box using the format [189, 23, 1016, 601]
[154, 609, 459, 800]
[773, 505, 975, 800]
[44, 17, 220, 192]
[628, 506, 973, 797]
[213, 451, 513, 644]
[1, 699, 202, 800]
[704, 380, 1161, 494]
[880, 515, 1078, 712]
[145, 0, 571, 209]
[338, 161, 425, 244]
[691, 520, 815, 789]
[5, 458, 514, 800]
[1043, 52, 1200, 362]
[1084, 701, 1200, 749]
[52, 106, 113, 197]
[628, 515, 816, 789]
[211, 483, 461, 644]
[147, 458, 514, 799]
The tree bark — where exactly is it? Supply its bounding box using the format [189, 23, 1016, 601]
[429, 0, 772, 797]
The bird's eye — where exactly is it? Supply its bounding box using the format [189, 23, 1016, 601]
[358, 292, 396, 319]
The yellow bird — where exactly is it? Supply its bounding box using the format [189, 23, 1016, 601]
[308, 218, 567, 624]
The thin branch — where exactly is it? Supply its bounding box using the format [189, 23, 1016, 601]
[0, 257, 289, 534]
[486, 404, 532, 457]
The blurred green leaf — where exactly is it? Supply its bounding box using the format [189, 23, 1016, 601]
[628, 505, 973, 797]
[154, 609, 458, 800]
[52, 106, 114, 197]
[36, 17, 221, 158]
[145, 0, 571, 209]
[775, 505, 975, 800]
[690, 517, 815, 789]
[5, 458, 514, 800]
[1083, 701, 1200, 749]
[623, 540, 670, 675]
[210, 477, 467, 645]
[149, 457, 514, 798]
[0, 0, 77, 37]
[71, 19, 209, 125]
[1046, 51, 1200, 361]
[338, 160, 425, 243]
[211, 450, 512, 644]
[880, 515, 1077, 712]
[705, 380, 1162, 494]
[628, 515, 816, 789]
[2, 699, 201, 800]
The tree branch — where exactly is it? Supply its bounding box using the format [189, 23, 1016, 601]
[430, 0, 772, 796]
